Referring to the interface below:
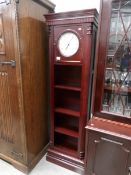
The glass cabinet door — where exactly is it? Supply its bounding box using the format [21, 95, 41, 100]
[102, 0, 131, 117]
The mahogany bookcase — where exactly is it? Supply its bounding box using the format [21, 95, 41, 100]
[45, 9, 98, 173]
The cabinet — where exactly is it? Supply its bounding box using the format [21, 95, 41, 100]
[0, 0, 55, 173]
[45, 9, 98, 173]
[85, 0, 131, 174]
[94, 0, 131, 122]
[85, 118, 131, 175]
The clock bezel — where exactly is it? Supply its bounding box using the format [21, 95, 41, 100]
[57, 30, 80, 58]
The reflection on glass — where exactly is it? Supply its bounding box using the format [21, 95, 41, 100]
[102, 0, 131, 117]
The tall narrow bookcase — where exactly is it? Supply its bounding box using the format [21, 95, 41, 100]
[45, 9, 98, 173]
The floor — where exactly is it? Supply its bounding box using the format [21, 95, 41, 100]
[0, 155, 79, 175]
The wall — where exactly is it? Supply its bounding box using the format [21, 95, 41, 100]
[50, 0, 100, 12]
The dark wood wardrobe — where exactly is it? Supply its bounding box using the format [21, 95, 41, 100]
[0, 0, 55, 173]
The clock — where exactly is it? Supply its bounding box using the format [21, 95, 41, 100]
[58, 32, 79, 57]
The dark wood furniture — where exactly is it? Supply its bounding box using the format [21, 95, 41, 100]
[85, 117, 131, 175]
[85, 0, 131, 174]
[0, 0, 55, 173]
[45, 9, 98, 173]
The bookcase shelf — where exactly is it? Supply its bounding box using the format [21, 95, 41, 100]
[54, 65, 81, 88]
[104, 85, 131, 94]
[54, 133, 78, 157]
[55, 127, 79, 138]
[55, 107, 80, 117]
[55, 88, 80, 112]
[55, 113, 79, 138]
[54, 145, 77, 158]
[55, 85, 81, 92]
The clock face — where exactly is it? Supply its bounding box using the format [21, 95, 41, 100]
[58, 32, 79, 57]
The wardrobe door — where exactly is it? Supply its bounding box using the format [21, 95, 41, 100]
[0, 1, 25, 162]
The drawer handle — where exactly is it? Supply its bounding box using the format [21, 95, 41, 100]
[0, 60, 16, 67]
[101, 137, 123, 146]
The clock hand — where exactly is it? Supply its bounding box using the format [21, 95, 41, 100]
[65, 43, 70, 50]
[65, 35, 74, 50]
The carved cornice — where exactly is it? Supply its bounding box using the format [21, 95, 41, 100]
[45, 9, 98, 26]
